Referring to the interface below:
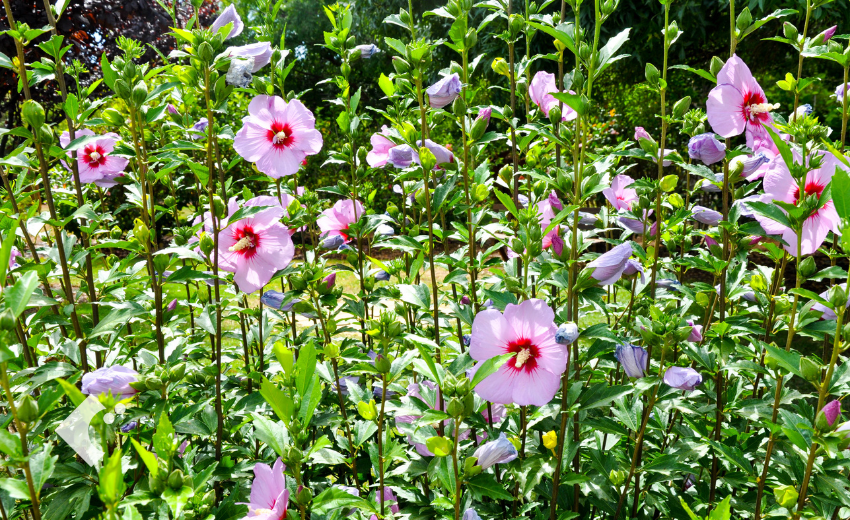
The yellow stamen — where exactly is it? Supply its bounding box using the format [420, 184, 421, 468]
[514, 348, 532, 368]
[274, 131, 287, 144]
[228, 236, 253, 252]
[750, 102, 780, 115]
[90, 151, 101, 161]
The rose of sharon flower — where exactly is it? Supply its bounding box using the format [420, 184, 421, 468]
[529, 71, 578, 121]
[537, 191, 564, 254]
[470, 299, 567, 406]
[9, 247, 22, 270]
[707, 55, 779, 150]
[588, 242, 633, 286]
[234, 95, 323, 179]
[812, 288, 850, 320]
[663, 366, 703, 391]
[240, 458, 289, 519]
[366, 126, 396, 167]
[753, 152, 841, 256]
[60, 129, 128, 187]
[836, 83, 848, 103]
[426, 73, 462, 109]
[686, 320, 703, 342]
[603, 174, 638, 211]
[472, 433, 518, 469]
[691, 206, 722, 226]
[227, 42, 273, 73]
[81, 366, 139, 398]
[375, 486, 400, 514]
[615, 344, 647, 378]
[355, 44, 379, 59]
[317, 199, 364, 244]
[688, 133, 726, 165]
[218, 201, 294, 293]
[211, 4, 243, 39]
[815, 400, 842, 432]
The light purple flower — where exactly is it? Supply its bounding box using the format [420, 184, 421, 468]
[463, 509, 483, 520]
[753, 152, 841, 256]
[177, 440, 188, 458]
[417, 139, 455, 167]
[686, 320, 703, 342]
[688, 133, 726, 165]
[227, 42, 273, 72]
[60, 129, 128, 186]
[81, 366, 140, 398]
[615, 344, 648, 378]
[816, 25, 837, 44]
[211, 4, 243, 39]
[707, 55, 778, 151]
[9, 247, 22, 270]
[234, 95, 323, 179]
[426, 73, 462, 109]
[816, 400, 842, 431]
[836, 83, 848, 103]
[623, 259, 645, 284]
[603, 174, 638, 211]
[166, 104, 179, 115]
[663, 366, 703, 391]
[188, 118, 209, 139]
[691, 206, 722, 226]
[460, 295, 471, 305]
[473, 433, 517, 469]
[241, 458, 289, 519]
[375, 487, 400, 514]
[387, 145, 415, 168]
[634, 127, 652, 142]
[167, 299, 177, 312]
[588, 242, 633, 286]
[375, 270, 390, 281]
[529, 71, 578, 121]
[337, 485, 359, 497]
[120, 421, 138, 433]
[367, 126, 396, 167]
[656, 279, 682, 292]
[555, 323, 579, 346]
[323, 273, 336, 290]
[734, 151, 772, 181]
[355, 44, 379, 59]
[477, 107, 492, 123]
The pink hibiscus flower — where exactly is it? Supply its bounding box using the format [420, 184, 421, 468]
[234, 95, 323, 179]
[753, 152, 841, 256]
[317, 199, 364, 243]
[529, 71, 578, 122]
[367, 125, 396, 167]
[706, 55, 780, 150]
[60, 129, 128, 187]
[240, 458, 289, 519]
[536, 192, 564, 254]
[602, 174, 638, 211]
[470, 299, 568, 406]
[218, 199, 295, 293]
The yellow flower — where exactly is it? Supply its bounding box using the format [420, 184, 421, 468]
[542, 430, 558, 450]
[491, 58, 510, 77]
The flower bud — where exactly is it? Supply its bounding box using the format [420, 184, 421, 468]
[22, 100, 46, 129]
[660, 174, 678, 192]
[735, 7, 752, 32]
[419, 146, 437, 171]
[168, 363, 186, 382]
[447, 397, 465, 418]
[508, 14, 524, 39]
[374, 354, 392, 374]
[131, 82, 148, 107]
[167, 469, 184, 490]
[548, 106, 562, 125]
[392, 56, 410, 74]
[609, 469, 627, 486]
[452, 95, 466, 117]
[773, 485, 798, 509]
[799, 256, 817, 279]
[114, 79, 132, 99]
[815, 400, 842, 432]
[709, 56, 724, 77]
[199, 232, 215, 259]
[783, 22, 798, 42]
[149, 474, 166, 494]
[469, 107, 491, 141]
[542, 430, 558, 450]
[645, 63, 660, 85]
[829, 285, 847, 311]
[555, 323, 579, 345]
[491, 57, 510, 77]
[799, 357, 821, 384]
[672, 96, 691, 119]
[38, 126, 54, 146]
[102, 108, 125, 126]
[145, 376, 163, 391]
[464, 28, 477, 49]
[17, 395, 39, 423]
[553, 39, 567, 54]
[579, 42, 591, 61]
[197, 42, 214, 63]
[133, 218, 150, 245]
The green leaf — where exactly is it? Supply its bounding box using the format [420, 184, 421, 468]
[227, 204, 274, 224]
[30, 445, 57, 493]
[405, 334, 443, 386]
[0, 478, 30, 499]
[63, 134, 102, 152]
[764, 343, 803, 379]
[5, 271, 39, 317]
[295, 341, 317, 397]
[466, 473, 514, 500]
[251, 413, 289, 457]
[470, 352, 514, 388]
[260, 377, 295, 424]
[378, 73, 394, 98]
[707, 496, 732, 520]
[97, 451, 126, 507]
[551, 91, 589, 116]
[152, 413, 177, 460]
[101, 53, 116, 89]
[494, 189, 519, 219]
[130, 439, 159, 479]
[832, 163, 850, 219]
[746, 200, 792, 229]
[578, 384, 633, 410]
[312, 487, 376, 515]
[0, 220, 20, 284]
[432, 174, 457, 213]
[90, 303, 146, 338]
[670, 64, 716, 83]
[162, 486, 194, 519]
[397, 283, 431, 309]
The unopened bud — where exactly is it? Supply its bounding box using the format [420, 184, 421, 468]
[22, 100, 46, 129]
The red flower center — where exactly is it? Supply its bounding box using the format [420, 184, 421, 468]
[268, 122, 294, 149]
[506, 337, 540, 373]
[792, 180, 825, 204]
[83, 144, 107, 167]
[742, 90, 770, 123]
[229, 225, 260, 259]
